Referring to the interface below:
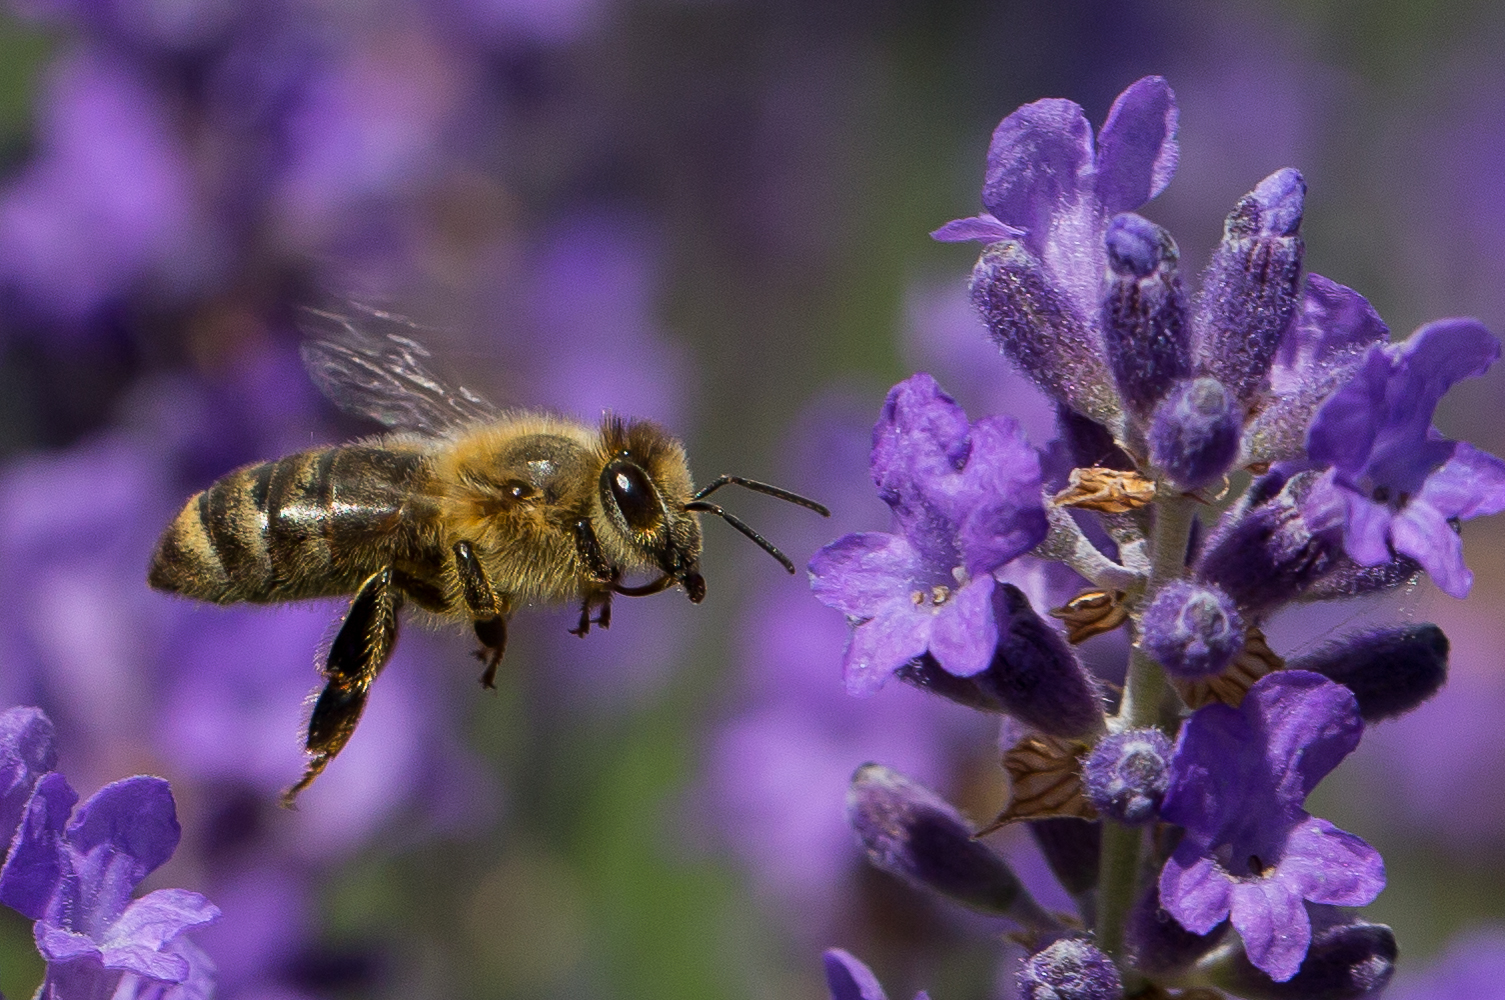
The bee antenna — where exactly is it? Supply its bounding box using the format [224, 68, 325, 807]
[684, 500, 797, 573]
[691, 475, 830, 516]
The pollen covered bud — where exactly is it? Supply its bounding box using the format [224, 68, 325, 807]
[970, 241, 1121, 428]
[1018, 938, 1124, 1000]
[1101, 213, 1191, 421]
[1141, 580, 1245, 678]
[1148, 377, 1240, 491]
[1082, 727, 1172, 825]
[846, 764, 1052, 926]
[1287, 624, 1448, 722]
[1193, 168, 1307, 402]
[1214, 920, 1396, 1000]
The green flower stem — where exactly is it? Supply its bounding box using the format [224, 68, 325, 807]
[1094, 493, 1198, 975]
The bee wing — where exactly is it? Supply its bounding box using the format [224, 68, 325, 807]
[299, 303, 499, 435]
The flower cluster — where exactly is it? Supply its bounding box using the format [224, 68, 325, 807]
[0, 705, 219, 998]
[810, 77, 1497, 997]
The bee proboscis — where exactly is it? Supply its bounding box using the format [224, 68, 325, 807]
[148, 305, 828, 805]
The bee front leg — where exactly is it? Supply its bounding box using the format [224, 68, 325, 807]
[453, 540, 508, 689]
[283, 567, 400, 808]
[570, 518, 618, 637]
[569, 589, 613, 638]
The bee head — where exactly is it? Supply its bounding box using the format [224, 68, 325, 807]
[598, 417, 704, 599]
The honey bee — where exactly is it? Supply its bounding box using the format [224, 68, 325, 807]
[148, 305, 828, 805]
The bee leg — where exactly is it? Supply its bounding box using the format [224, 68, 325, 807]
[282, 567, 400, 808]
[573, 518, 616, 584]
[453, 541, 507, 689]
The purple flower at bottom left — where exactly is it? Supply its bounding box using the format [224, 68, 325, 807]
[0, 705, 219, 1000]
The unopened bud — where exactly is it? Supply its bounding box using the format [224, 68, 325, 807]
[970, 241, 1121, 427]
[1141, 580, 1245, 678]
[1288, 624, 1448, 722]
[1019, 938, 1124, 1000]
[1149, 377, 1241, 491]
[846, 764, 1052, 927]
[1082, 728, 1172, 825]
[1215, 921, 1396, 999]
[1101, 213, 1191, 420]
[1193, 168, 1307, 402]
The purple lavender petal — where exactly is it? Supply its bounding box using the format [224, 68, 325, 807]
[1094, 75, 1179, 216]
[1228, 877, 1309, 982]
[809, 533, 932, 619]
[97, 888, 220, 980]
[1244, 671, 1362, 799]
[930, 213, 1024, 244]
[843, 609, 933, 697]
[823, 948, 889, 1000]
[951, 416, 1047, 575]
[65, 776, 180, 929]
[1416, 442, 1505, 520]
[0, 706, 57, 846]
[1388, 496, 1469, 598]
[1280, 819, 1386, 906]
[1158, 854, 1233, 934]
[0, 771, 77, 920]
[870, 373, 972, 520]
[1241, 275, 1389, 466]
[925, 575, 998, 679]
[981, 97, 1094, 246]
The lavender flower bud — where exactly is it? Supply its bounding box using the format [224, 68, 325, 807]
[981, 584, 1104, 737]
[1101, 213, 1190, 420]
[1029, 818, 1101, 899]
[1216, 921, 1396, 1000]
[1287, 624, 1448, 722]
[1296, 553, 1422, 604]
[1019, 938, 1124, 1000]
[1126, 882, 1227, 976]
[970, 241, 1120, 427]
[1148, 377, 1240, 490]
[1082, 728, 1171, 825]
[895, 654, 1009, 714]
[847, 764, 1048, 924]
[1141, 581, 1244, 678]
[1193, 168, 1307, 402]
[1196, 472, 1342, 616]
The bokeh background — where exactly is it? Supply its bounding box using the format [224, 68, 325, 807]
[0, 0, 1502, 997]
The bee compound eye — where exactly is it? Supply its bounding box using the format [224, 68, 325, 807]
[603, 460, 662, 533]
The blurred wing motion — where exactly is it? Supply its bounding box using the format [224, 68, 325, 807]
[299, 302, 498, 435]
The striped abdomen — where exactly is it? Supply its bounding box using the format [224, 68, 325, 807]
[149, 445, 437, 604]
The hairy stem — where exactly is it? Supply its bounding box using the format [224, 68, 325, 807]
[1094, 494, 1198, 975]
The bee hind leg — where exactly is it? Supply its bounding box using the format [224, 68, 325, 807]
[453, 541, 509, 689]
[283, 566, 401, 808]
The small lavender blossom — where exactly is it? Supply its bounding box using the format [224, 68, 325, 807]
[1083, 728, 1171, 825]
[1158, 671, 1385, 982]
[1018, 938, 1124, 1000]
[1149, 377, 1241, 491]
[936, 76, 1178, 427]
[1140, 580, 1244, 678]
[0, 709, 219, 999]
[823, 948, 931, 1000]
[1301, 319, 1505, 598]
[810, 374, 1046, 695]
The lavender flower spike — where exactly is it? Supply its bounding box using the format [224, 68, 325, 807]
[1158, 671, 1384, 982]
[810, 374, 1046, 695]
[1302, 318, 1505, 598]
